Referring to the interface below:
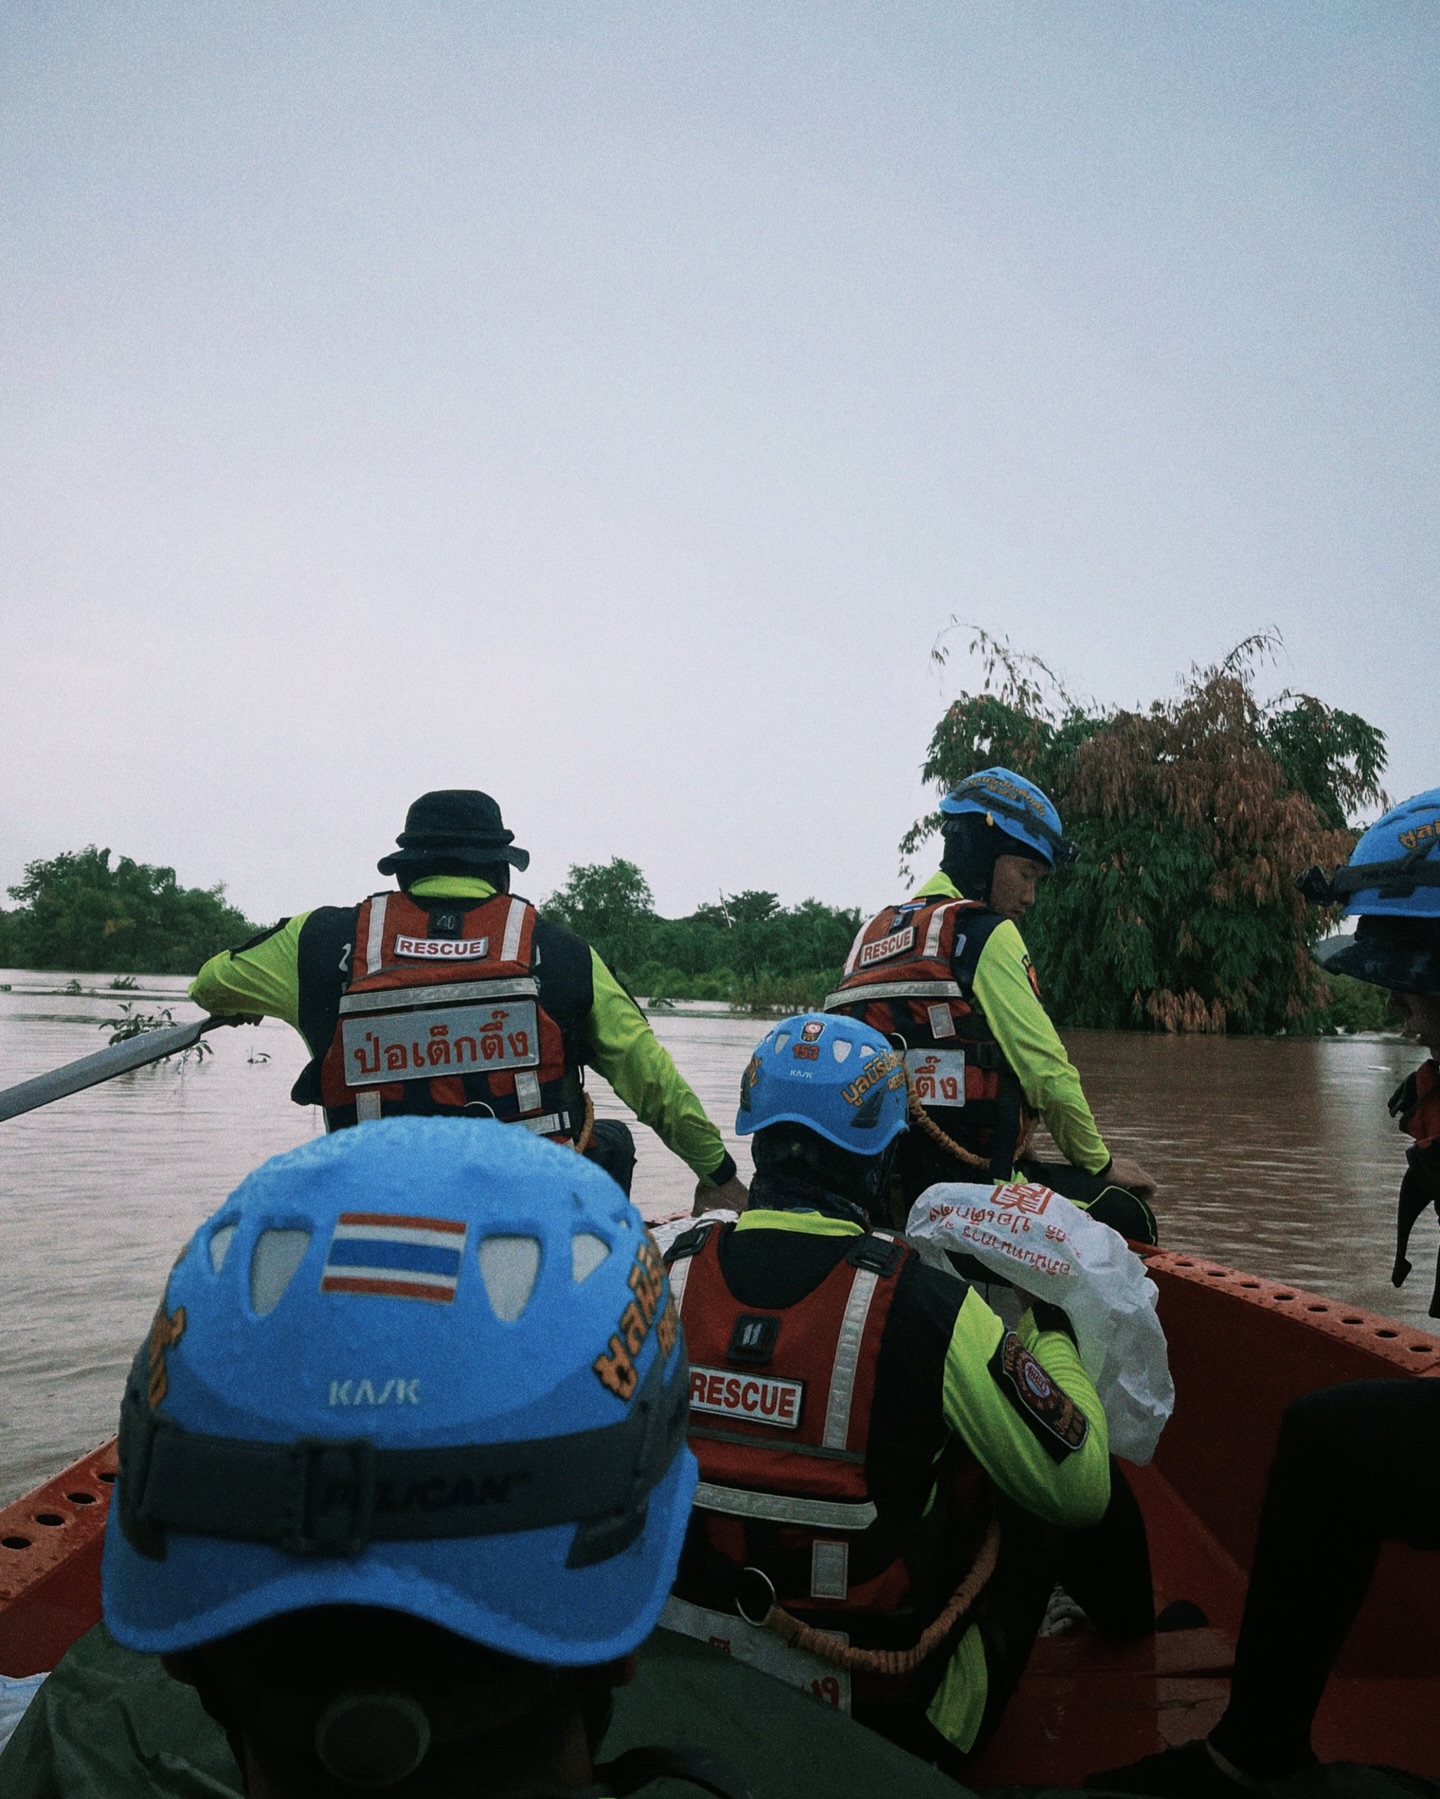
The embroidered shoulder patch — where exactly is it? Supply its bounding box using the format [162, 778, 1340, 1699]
[988, 1330, 1088, 1462]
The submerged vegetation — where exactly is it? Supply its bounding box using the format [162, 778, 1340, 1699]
[0, 847, 259, 976]
[0, 641, 1396, 1033]
[905, 630, 1387, 1035]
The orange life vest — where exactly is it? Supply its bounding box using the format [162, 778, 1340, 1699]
[824, 896, 1025, 1175]
[314, 890, 578, 1139]
[665, 1220, 988, 1692]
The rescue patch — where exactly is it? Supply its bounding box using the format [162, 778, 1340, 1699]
[988, 1331, 1088, 1462]
[801, 1019, 824, 1041]
[689, 1365, 803, 1429]
[394, 935, 490, 960]
[858, 925, 915, 968]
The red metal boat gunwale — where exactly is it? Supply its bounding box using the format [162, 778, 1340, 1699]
[3, 1248, 1439, 1783]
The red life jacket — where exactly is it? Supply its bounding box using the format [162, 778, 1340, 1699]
[666, 1220, 989, 1680]
[824, 895, 1025, 1173]
[315, 890, 577, 1140]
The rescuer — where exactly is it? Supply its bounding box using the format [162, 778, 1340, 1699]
[660, 1011, 1116, 1773]
[826, 766, 1157, 1241]
[1092, 788, 1440, 1794]
[190, 789, 745, 1208]
[94, 1119, 758, 1799]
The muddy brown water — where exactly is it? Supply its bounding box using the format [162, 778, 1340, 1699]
[0, 973, 1428, 1503]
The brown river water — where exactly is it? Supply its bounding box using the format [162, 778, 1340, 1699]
[0, 973, 1429, 1504]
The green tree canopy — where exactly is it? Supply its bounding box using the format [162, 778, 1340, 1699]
[1, 847, 261, 975]
[903, 630, 1387, 1034]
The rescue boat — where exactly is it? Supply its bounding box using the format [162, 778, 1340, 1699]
[2, 1246, 1437, 1786]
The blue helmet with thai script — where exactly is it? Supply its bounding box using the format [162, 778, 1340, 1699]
[939, 767, 1077, 870]
[1298, 788, 1440, 922]
[102, 1118, 695, 1666]
[735, 1012, 909, 1152]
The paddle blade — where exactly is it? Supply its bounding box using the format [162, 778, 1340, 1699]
[0, 1018, 219, 1123]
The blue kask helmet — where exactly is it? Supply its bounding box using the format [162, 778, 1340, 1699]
[1297, 788, 1440, 921]
[939, 767, 1078, 870]
[102, 1118, 695, 1664]
[735, 1013, 908, 1152]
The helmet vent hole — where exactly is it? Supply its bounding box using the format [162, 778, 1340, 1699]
[250, 1229, 312, 1316]
[571, 1232, 610, 1283]
[478, 1235, 541, 1321]
[831, 1039, 853, 1063]
[207, 1222, 237, 1275]
[773, 1033, 790, 1053]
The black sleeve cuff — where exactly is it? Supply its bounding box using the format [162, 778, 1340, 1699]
[1031, 1301, 1078, 1345]
[705, 1152, 738, 1187]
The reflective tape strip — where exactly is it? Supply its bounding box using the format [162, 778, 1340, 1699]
[669, 1252, 695, 1312]
[355, 1091, 382, 1123]
[514, 1070, 542, 1113]
[518, 1111, 568, 1136]
[823, 1262, 882, 1451]
[501, 897, 526, 964]
[339, 977, 540, 1016]
[364, 895, 388, 978]
[841, 918, 870, 977]
[693, 1481, 878, 1531]
[823, 979, 960, 1011]
[923, 901, 962, 961]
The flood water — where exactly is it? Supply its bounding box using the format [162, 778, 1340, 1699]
[0, 971, 1429, 1503]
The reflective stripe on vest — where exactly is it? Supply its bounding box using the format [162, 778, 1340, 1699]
[339, 976, 541, 1016]
[363, 894, 388, 979]
[692, 1480, 878, 1531]
[823, 979, 961, 1010]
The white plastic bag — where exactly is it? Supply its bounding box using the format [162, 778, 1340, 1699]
[904, 1181, 1174, 1464]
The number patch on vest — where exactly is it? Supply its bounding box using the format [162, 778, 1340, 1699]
[989, 1331, 1089, 1461]
[858, 925, 915, 967]
[689, 1365, 803, 1429]
[342, 1000, 540, 1086]
[905, 1048, 967, 1106]
[394, 935, 490, 960]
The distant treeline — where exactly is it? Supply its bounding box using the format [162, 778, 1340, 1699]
[542, 860, 858, 1014]
[0, 847, 260, 976]
[2, 631, 1402, 1043]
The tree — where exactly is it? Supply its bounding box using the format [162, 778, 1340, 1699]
[543, 858, 657, 977]
[903, 630, 1387, 1034]
[3, 847, 261, 975]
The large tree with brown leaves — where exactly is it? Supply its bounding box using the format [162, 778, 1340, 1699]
[903, 632, 1386, 1033]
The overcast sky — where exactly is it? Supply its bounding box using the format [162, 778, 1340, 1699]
[2, 2, 1435, 927]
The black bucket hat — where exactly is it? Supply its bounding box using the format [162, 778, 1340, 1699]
[377, 791, 530, 877]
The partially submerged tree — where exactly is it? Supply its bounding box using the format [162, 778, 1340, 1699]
[3, 847, 259, 975]
[903, 630, 1386, 1034]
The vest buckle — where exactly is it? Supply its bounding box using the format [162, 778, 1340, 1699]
[845, 1235, 904, 1277]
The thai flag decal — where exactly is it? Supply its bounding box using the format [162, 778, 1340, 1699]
[321, 1213, 466, 1304]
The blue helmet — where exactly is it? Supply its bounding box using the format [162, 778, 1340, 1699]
[1297, 788, 1440, 921]
[939, 767, 1077, 870]
[735, 1012, 908, 1153]
[102, 1118, 695, 1664]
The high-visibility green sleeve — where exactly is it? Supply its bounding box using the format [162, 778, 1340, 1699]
[971, 920, 1110, 1174]
[189, 914, 309, 1036]
[940, 1287, 1110, 1527]
[584, 950, 731, 1181]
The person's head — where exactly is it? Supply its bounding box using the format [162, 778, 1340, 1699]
[937, 768, 1076, 922]
[377, 791, 530, 894]
[103, 1119, 695, 1797]
[735, 1014, 908, 1224]
[1303, 787, 1440, 1053]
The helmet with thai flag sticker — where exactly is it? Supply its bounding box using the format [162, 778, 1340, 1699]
[102, 1117, 695, 1664]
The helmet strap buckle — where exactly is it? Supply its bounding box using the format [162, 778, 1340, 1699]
[286, 1438, 376, 1557]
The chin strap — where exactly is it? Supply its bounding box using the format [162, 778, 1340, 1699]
[533, 1746, 754, 1799]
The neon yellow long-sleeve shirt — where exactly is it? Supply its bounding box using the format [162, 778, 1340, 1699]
[190, 876, 732, 1181]
[913, 870, 1110, 1174]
